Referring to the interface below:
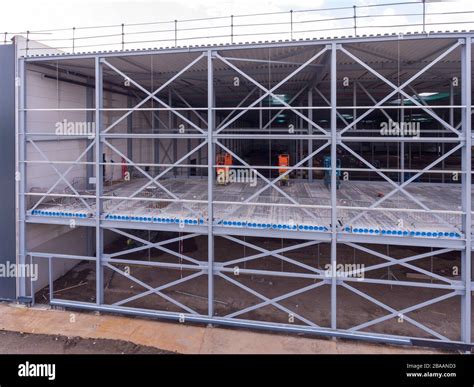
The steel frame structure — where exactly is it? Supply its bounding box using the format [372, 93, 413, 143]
[17, 32, 474, 349]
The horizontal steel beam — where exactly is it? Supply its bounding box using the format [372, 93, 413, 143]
[49, 299, 473, 348]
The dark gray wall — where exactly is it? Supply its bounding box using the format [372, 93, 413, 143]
[0, 44, 16, 300]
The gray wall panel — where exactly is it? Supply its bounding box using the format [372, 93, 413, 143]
[0, 44, 16, 300]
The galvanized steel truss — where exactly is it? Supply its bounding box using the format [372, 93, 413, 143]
[18, 33, 474, 349]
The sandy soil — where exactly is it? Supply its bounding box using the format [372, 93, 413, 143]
[0, 330, 172, 354]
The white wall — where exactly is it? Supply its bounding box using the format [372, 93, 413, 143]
[21, 46, 152, 291]
[26, 69, 89, 192]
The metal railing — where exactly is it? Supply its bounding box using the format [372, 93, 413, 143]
[4, 1, 474, 56]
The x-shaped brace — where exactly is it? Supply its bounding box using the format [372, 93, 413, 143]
[214, 47, 330, 135]
[342, 281, 459, 341]
[109, 228, 201, 266]
[225, 279, 328, 321]
[346, 242, 457, 285]
[216, 140, 325, 224]
[101, 54, 206, 135]
[219, 272, 320, 327]
[339, 41, 463, 136]
[107, 263, 203, 314]
[104, 139, 207, 217]
[220, 235, 324, 275]
[340, 142, 463, 232]
[29, 140, 96, 212]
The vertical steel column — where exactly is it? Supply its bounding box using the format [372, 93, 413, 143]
[198, 145, 202, 178]
[207, 50, 215, 317]
[259, 90, 263, 177]
[308, 89, 313, 182]
[17, 58, 27, 298]
[86, 80, 95, 256]
[461, 37, 472, 344]
[86, 80, 94, 189]
[95, 57, 104, 305]
[153, 104, 160, 174]
[400, 103, 405, 183]
[170, 89, 178, 177]
[299, 114, 303, 177]
[446, 83, 455, 184]
[187, 111, 192, 178]
[127, 95, 133, 162]
[330, 43, 338, 330]
[352, 82, 357, 131]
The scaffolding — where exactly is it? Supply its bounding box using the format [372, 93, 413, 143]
[17, 30, 473, 349]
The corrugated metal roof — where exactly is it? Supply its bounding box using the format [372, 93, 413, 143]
[24, 30, 471, 107]
[24, 29, 474, 59]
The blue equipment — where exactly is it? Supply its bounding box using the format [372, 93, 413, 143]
[323, 156, 341, 189]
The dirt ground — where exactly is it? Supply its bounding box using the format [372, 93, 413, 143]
[36, 234, 469, 342]
[0, 304, 448, 354]
[0, 330, 172, 354]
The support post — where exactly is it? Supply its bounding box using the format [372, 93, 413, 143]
[461, 37, 471, 344]
[86, 78, 95, 257]
[446, 82, 455, 183]
[207, 50, 215, 317]
[353, 5, 357, 36]
[153, 100, 160, 175]
[400, 100, 405, 183]
[308, 89, 313, 182]
[422, 0, 426, 34]
[169, 89, 178, 177]
[187, 111, 192, 177]
[127, 95, 133, 162]
[95, 57, 104, 305]
[86, 79, 94, 189]
[330, 43, 338, 330]
[17, 58, 27, 298]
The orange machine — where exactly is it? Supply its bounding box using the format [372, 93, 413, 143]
[278, 154, 290, 186]
[216, 152, 233, 185]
